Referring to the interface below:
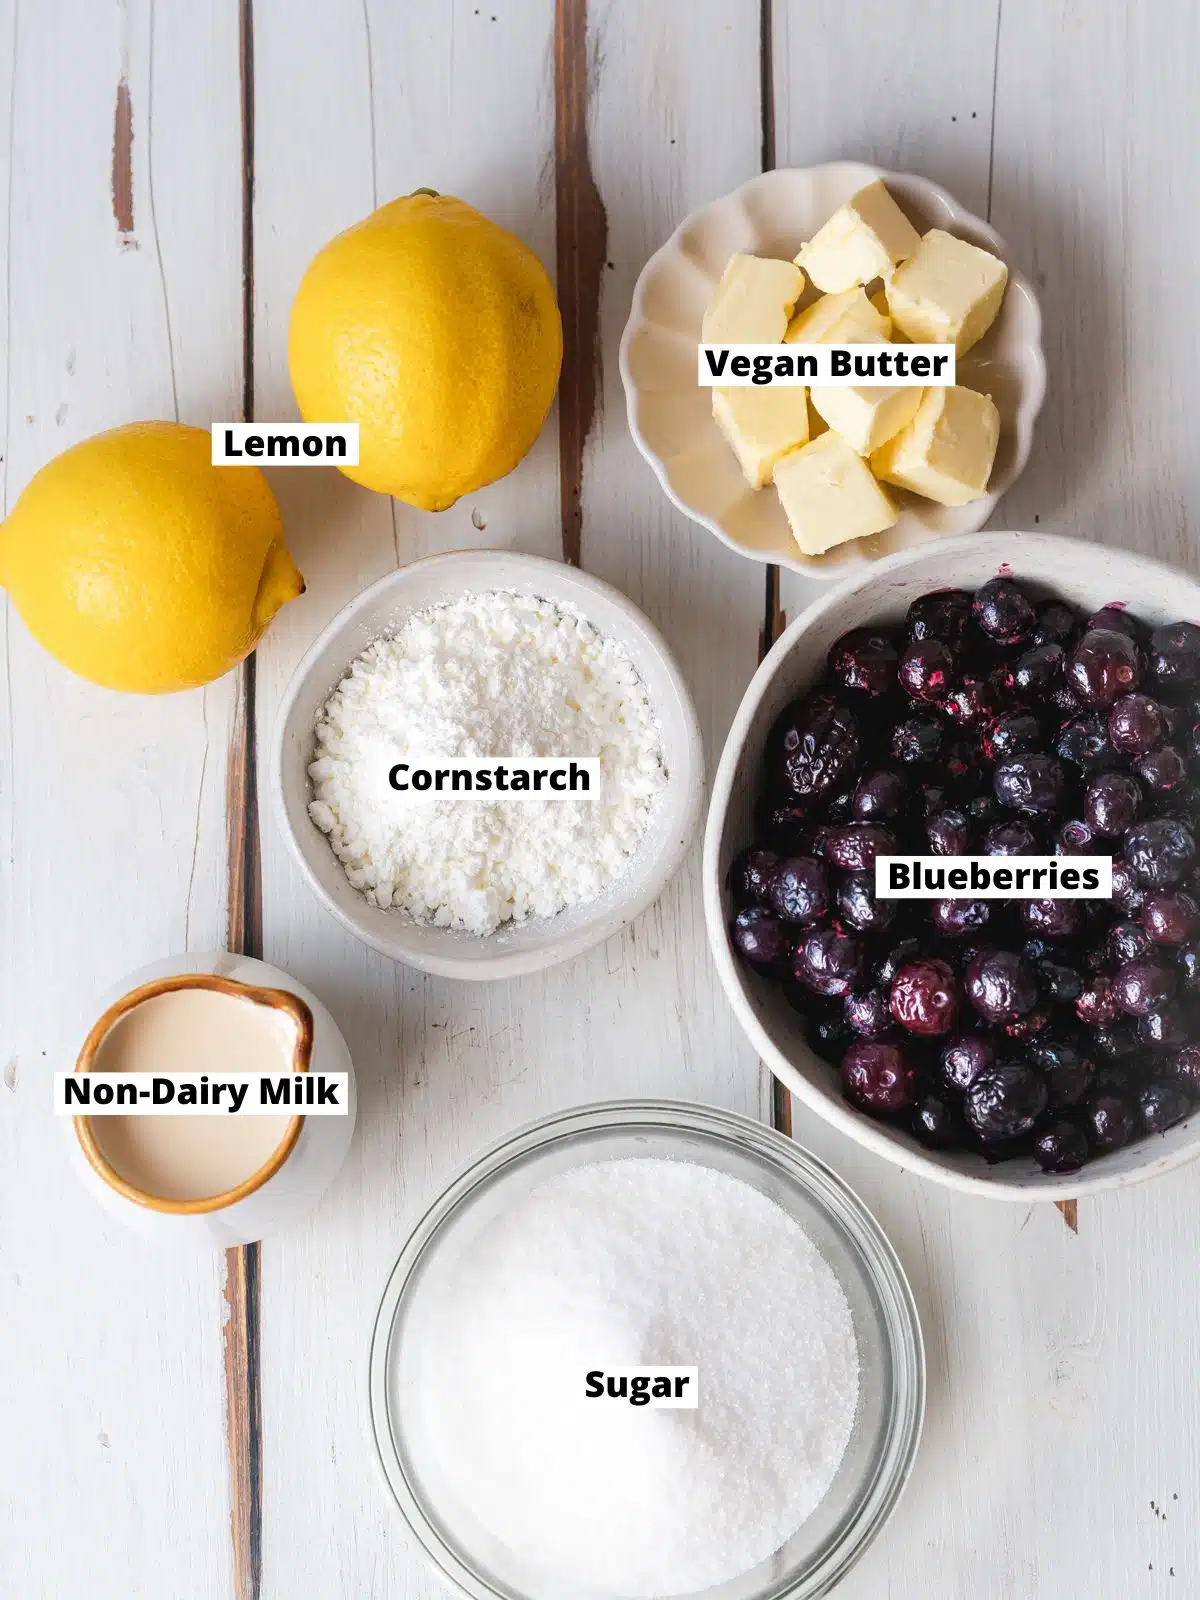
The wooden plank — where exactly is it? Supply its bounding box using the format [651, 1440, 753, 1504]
[0, 2, 242, 1595]
[769, 3, 1200, 1595]
[249, 1, 767, 1592]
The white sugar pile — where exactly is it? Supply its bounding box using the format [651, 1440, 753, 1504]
[409, 1158, 859, 1597]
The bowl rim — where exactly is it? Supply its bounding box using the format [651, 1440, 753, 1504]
[703, 529, 1200, 1201]
[618, 161, 1047, 582]
[367, 1096, 926, 1600]
[271, 548, 705, 980]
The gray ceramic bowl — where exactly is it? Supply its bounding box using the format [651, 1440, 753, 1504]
[273, 551, 704, 980]
[704, 531, 1200, 1199]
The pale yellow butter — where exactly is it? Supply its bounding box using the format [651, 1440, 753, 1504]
[885, 229, 1008, 354]
[774, 431, 898, 555]
[785, 287, 890, 345]
[870, 385, 1000, 505]
[713, 386, 810, 489]
[795, 179, 922, 294]
[702, 253, 806, 345]
[809, 377, 923, 457]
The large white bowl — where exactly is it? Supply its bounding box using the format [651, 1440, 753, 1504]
[273, 551, 704, 981]
[620, 164, 1046, 581]
[704, 531, 1200, 1200]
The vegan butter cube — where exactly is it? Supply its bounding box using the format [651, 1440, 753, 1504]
[886, 229, 1008, 354]
[809, 377, 923, 457]
[785, 287, 890, 345]
[795, 179, 922, 294]
[713, 386, 810, 489]
[702, 253, 805, 346]
[774, 431, 898, 555]
[870, 385, 1000, 505]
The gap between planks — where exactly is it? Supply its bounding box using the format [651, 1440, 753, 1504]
[223, 3, 265, 1598]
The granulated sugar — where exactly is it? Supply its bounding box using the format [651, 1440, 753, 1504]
[410, 1158, 859, 1597]
[307, 589, 666, 934]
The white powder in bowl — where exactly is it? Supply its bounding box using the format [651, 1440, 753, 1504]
[408, 1158, 859, 1598]
[307, 589, 667, 935]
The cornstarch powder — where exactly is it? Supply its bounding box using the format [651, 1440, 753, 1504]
[409, 1158, 860, 1597]
[307, 590, 666, 934]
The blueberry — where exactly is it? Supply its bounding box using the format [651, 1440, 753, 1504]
[1007, 643, 1065, 700]
[873, 937, 924, 990]
[1075, 975, 1118, 1028]
[907, 589, 972, 650]
[982, 712, 1044, 762]
[1084, 772, 1142, 836]
[899, 638, 955, 702]
[808, 1012, 854, 1063]
[851, 768, 908, 821]
[985, 820, 1039, 855]
[1141, 891, 1197, 946]
[925, 809, 971, 856]
[761, 794, 814, 853]
[822, 823, 896, 872]
[1087, 605, 1145, 643]
[965, 948, 1039, 1022]
[844, 988, 893, 1037]
[1055, 714, 1120, 773]
[1033, 601, 1083, 648]
[1037, 960, 1083, 1004]
[938, 1033, 996, 1092]
[1033, 1122, 1090, 1173]
[911, 1092, 963, 1149]
[731, 907, 792, 971]
[1136, 745, 1187, 793]
[1108, 693, 1165, 756]
[1056, 819, 1096, 855]
[931, 899, 991, 938]
[793, 926, 864, 997]
[776, 694, 862, 800]
[1137, 1007, 1189, 1052]
[973, 578, 1036, 646]
[835, 872, 896, 934]
[728, 846, 779, 907]
[1170, 1045, 1200, 1094]
[1110, 858, 1148, 914]
[1021, 899, 1083, 938]
[1067, 628, 1141, 707]
[842, 1040, 917, 1114]
[1124, 818, 1196, 888]
[891, 714, 944, 764]
[889, 957, 960, 1036]
[1030, 1037, 1096, 1111]
[828, 628, 900, 698]
[963, 1060, 1048, 1142]
[993, 754, 1066, 814]
[1147, 621, 1200, 694]
[767, 856, 830, 925]
[1139, 1079, 1191, 1135]
[1107, 921, 1152, 966]
[1084, 1091, 1137, 1154]
[1111, 958, 1176, 1017]
[944, 676, 999, 727]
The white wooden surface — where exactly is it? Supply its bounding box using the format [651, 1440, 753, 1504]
[2, 1, 1198, 1596]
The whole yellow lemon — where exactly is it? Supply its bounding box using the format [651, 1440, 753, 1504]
[0, 422, 304, 694]
[288, 192, 562, 511]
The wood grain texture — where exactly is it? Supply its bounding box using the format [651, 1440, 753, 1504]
[248, 2, 767, 1593]
[0, 2, 241, 1594]
[554, 0, 608, 564]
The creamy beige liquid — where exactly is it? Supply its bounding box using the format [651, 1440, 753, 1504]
[89, 987, 297, 1204]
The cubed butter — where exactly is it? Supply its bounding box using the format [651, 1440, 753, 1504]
[774, 431, 898, 555]
[713, 385, 810, 489]
[785, 287, 890, 345]
[809, 378, 923, 457]
[885, 229, 1008, 354]
[870, 385, 1000, 505]
[702, 253, 805, 345]
[795, 179, 922, 293]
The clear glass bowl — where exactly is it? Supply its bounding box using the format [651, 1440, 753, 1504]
[369, 1101, 925, 1600]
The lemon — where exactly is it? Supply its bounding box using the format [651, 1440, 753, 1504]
[0, 422, 304, 694]
[288, 192, 562, 511]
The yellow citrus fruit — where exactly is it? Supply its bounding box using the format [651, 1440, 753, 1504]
[287, 192, 562, 511]
[0, 422, 304, 694]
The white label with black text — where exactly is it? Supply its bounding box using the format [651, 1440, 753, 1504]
[584, 1367, 698, 1408]
[697, 343, 955, 388]
[387, 756, 602, 796]
[212, 423, 359, 465]
[876, 855, 1113, 899]
[55, 1072, 351, 1115]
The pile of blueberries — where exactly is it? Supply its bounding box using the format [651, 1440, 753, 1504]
[729, 576, 1200, 1174]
